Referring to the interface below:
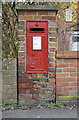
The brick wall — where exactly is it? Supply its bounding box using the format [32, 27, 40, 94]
[17, 9, 57, 105]
[56, 51, 78, 104]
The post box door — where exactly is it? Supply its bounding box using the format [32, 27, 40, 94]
[26, 21, 48, 73]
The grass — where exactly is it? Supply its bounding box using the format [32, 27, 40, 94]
[47, 102, 64, 107]
[0, 102, 65, 110]
[0, 103, 24, 108]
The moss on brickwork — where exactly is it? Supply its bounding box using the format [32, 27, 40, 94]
[57, 96, 79, 102]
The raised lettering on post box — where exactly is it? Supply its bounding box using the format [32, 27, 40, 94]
[26, 21, 48, 73]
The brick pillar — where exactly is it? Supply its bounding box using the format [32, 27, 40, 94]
[17, 5, 58, 105]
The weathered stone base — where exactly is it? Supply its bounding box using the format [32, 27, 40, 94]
[2, 58, 17, 104]
[56, 96, 78, 106]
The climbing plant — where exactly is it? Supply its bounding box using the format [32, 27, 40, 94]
[57, 2, 78, 50]
[2, 2, 18, 58]
[2, 1, 78, 57]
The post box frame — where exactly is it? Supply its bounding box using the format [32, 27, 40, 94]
[26, 20, 48, 73]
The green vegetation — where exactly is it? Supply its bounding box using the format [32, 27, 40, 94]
[47, 102, 64, 107]
[0, 103, 24, 108]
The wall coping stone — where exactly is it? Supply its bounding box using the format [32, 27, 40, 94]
[16, 5, 58, 11]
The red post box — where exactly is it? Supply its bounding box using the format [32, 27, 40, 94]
[26, 21, 48, 73]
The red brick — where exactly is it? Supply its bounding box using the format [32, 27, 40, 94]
[69, 82, 77, 86]
[18, 73, 24, 78]
[49, 78, 55, 82]
[18, 30, 25, 35]
[18, 78, 33, 83]
[33, 94, 39, 98]
[26, 11, 37, 15]
[18, 21, 25, 25]
[64, 59, 77, 63]
[18, 16, 33, 20]
[50, 38, 56, 42]
[38, 11, 48, 15]
[19, 83, 32, 88]
[49, 53, 55, 57]
[63, 68, 77, 72]
[56, 69, 62, 72]
[70, 63, 77, 67]
[25, 74, 32, 78]
[19, 94, 32, 98]
[57, 51, 77, 55]
[57, 63, 69, 67]
[49, 48, 56, 52]
[48, 58, 55, 62]
[49, 42, 57, 46]
[18, 78, 28, 83]
[18, 11, 26, 15]
[57, 54, 77, 59]
[63, 87, 77, 91]
[18, 36, 25, 41]
[49, 32, 56, 37]
[49, 67, 55, 72]
[56, 87, 63, 92]
[18, 26, 25, 30]
[18, 64, 25, 72]
[70, 73, 77, 77]
[77, 82, 79, 86]
[25, 89, 30, 94]
[56, 78, 77, 82]
[30, 89, 39, 94]
[49, 22, 57, 26]
[57, 59, 63, 63]
[49, 63, 55, 67]
[18, 89, 25, 93]
[56, 73, 69, 77]
[34, 16, 42, 19]
[19, 47, 25, 51]
[18, 52, 25, 57]
[42, 16, 56, 20]
[48, 11, 56, 15]
[56, 78, 65, 82]
[49, 73, 55, 77]
[18, 62, 24, 66]
[56, 91, 68, 96]
[56, 82, 69, 87]
[49, 28, 56, 31]
[33, 83, 40, 88]
[18, 57, 25, 62]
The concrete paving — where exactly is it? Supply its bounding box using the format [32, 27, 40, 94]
[2, 107, 78, 118]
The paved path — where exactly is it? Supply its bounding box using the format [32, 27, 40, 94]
[2, 107, 78, 118]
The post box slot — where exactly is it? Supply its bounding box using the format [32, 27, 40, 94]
[30, 28, 44, 32]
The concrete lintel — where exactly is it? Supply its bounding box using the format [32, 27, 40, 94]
[16, 5, 58, 11]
